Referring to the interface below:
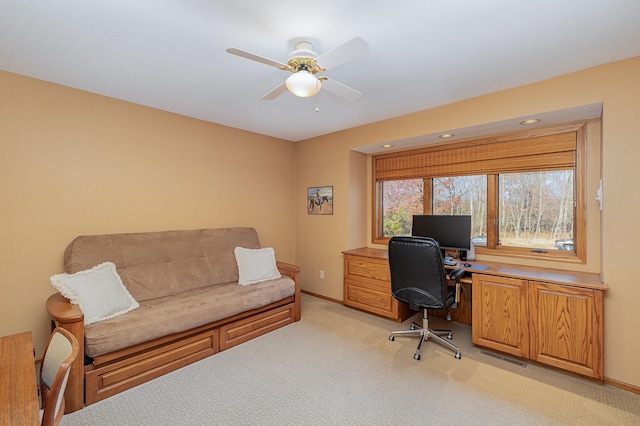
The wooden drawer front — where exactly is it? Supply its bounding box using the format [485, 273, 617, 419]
[345, 280, 394, 317]
[86, 329, 219, 405]
[529, 282, 603, 379]
[345, 257, 390, 285]
[220, 304, 294, 351]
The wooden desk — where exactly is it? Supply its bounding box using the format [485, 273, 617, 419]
[0, 332, 39, 425]
[342, 247, 471, 323]
[343, 247, 607, 380]
[343, 247, 412, 322]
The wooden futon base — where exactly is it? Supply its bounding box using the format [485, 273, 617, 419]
[85, 298, 296, 406]
[48, 294, 298, 411]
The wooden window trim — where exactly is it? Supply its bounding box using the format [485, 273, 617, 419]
[372, 122, 588, 263]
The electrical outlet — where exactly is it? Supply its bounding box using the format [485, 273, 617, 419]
[319, 270, 324, 279]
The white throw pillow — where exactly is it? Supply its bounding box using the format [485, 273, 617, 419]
[50, 262, 139, 325]
[234, 247, 282, 285]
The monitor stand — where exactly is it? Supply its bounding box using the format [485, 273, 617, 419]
[442, 249, 467, 262]
[441, 249, 452, 262]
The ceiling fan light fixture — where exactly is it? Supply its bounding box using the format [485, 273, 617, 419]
[285, 70, 321, 97]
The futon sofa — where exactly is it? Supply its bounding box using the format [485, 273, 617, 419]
[46, 227, 300, 413]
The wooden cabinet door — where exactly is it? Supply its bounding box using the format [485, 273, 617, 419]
[472, 274, 529, 358]
[529, 282, 604, 380]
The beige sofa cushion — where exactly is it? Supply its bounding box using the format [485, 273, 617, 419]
[84, 276, 295, 357]
[65, 228, 261, 302]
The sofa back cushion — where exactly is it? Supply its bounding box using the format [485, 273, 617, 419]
[64, 228, 261, 302]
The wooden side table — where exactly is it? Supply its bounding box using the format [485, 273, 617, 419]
[0, 331, 39, 425]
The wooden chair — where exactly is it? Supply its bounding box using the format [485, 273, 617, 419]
[40, 327, 80, 426]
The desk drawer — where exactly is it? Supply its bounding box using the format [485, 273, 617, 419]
[345, 279, 394, 317]
[344, 257, 390, 285]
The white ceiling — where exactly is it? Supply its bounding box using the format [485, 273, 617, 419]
[1, 1, 639, 145]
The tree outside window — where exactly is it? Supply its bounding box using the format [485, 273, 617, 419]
[433, 175, 487, 242]
[499, 171, 574, 250]
[381, 179, 423, 237]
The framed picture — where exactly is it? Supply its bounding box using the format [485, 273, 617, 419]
[308, 186, 333, 215]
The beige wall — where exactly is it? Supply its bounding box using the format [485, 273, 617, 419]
[2, 56, 639, 389]
[295, 56, 640, 388]
[295, 136, 354, 297]
[348, 150, 368, 249]
[0, 70, 296, 357]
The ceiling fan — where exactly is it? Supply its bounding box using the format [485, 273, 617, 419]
[226, 37, 369, 101]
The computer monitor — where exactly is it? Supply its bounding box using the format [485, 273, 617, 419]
[411, 215, 472, 251]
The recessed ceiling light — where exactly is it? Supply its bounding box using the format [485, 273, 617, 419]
[519, 118, 541, 125]
[439, 133, 455, 139]
[381, 144, 393, 148]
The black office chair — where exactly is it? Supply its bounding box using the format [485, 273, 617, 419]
[388, 236, 465, 360]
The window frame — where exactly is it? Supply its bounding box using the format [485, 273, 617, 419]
[372, 123, 587, 263]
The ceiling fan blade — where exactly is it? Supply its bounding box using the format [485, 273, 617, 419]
[321, 79, 362, 101]
[226, 48, 290, 70]
[262, 82, 288, 100]
[316, 37, 369, 70]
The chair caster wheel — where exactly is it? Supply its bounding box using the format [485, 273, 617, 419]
[410, 324, 417, 330]
[414, 353, 421, 361]
[447, 333, 453, 339]
[389, 335, 395, 341]
[455, 353, 461, 359]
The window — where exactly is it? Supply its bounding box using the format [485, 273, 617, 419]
[498, 171, 574, 250]
[373, 123, 587, 262]
[381, 179, 424, 237]
[433, 175, 487, 241]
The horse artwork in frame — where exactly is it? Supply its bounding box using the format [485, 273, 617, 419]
[308, 186, 333, 215]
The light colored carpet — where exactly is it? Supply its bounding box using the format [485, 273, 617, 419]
[61, 293, 640, 425]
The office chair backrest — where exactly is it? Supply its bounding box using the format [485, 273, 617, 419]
[40, 327, 79, 426]
[388, 236, 449, 310]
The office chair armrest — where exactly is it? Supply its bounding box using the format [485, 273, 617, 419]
[448, 267, 465, 305]
[448, 267, 465, 283]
